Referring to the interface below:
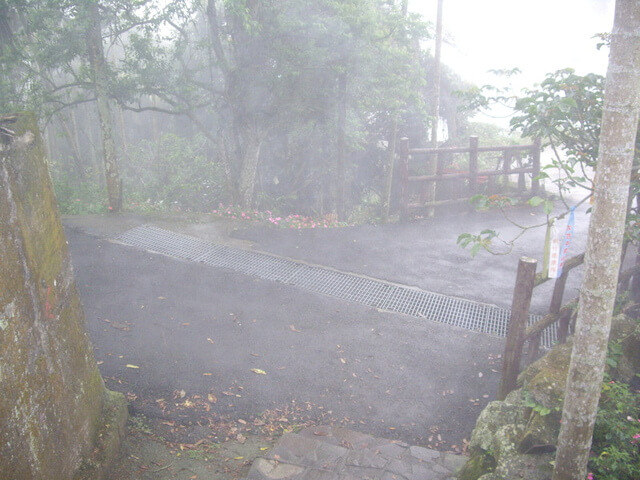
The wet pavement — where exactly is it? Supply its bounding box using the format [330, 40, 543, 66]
[62, 206, 589, 457]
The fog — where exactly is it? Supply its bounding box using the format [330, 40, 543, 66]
[2, 2, 629, 475]
[414, 0, 616, 126]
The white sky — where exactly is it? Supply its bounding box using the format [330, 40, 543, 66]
[412, 0, 616, 125]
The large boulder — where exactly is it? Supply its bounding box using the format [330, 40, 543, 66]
[0, 113, 127, 480]
[458, 314, 640, 480]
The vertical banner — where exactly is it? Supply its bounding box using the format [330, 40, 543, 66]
[547, 218, 560, 278]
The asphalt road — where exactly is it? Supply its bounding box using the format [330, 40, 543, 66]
[63, 206, 589, 447]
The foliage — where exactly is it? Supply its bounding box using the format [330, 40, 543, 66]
[456, 194, 549, 256]
[511, 69, 604, 201]
[2, 0, 475, 220]
[211, 204, 350, 229]
[123, 133, 225, 212]
[522, 390, 560, 417]
[51, 169, 108, 215]
[456, 69, 640, 257]
[51, 133, 226, 214]
[589, 375, 640, 480]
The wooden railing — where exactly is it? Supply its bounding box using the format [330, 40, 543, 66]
[397, 136, 541, 218]
[497, 253, 640, 400]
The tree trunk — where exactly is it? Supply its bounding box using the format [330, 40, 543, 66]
[85, 0, 122, 212]
[552, 2, 640, 479]
[59, 112, 85, 179]
[237, 124, 263, 208]
[426, 0, 443, 217]
[336, 70, 347, 219]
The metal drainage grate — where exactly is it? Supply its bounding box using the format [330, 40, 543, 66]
[115, 225, 554, 347]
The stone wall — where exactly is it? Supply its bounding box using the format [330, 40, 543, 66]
[0, 113, 126, 480]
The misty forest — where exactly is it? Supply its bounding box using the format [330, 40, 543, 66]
[2, 1, 640, 480]
[0, 0, 488, 221]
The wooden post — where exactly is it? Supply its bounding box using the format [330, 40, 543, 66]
[468, 136, 479, 212]
[528, 265, 570, 362]
[557, 308, 573, 344]
[498, 256, 538, 400]
[531, 138, 541, 196]
[399, 137, 409, 220]
[502, 150, 511, 188]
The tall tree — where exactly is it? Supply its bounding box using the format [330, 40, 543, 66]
[84, 0, 122, 211]
[552, 1, 640, 479]
[123, 0, 428, 212]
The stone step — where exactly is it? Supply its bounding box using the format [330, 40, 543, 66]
[245, 426, 465, 480]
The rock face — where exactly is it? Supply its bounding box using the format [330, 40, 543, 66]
[458, 314, 640, 480]
[0, 113, 126, 480]
[457, 341, 571, 480]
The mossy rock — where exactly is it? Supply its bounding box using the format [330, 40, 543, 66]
[518, 342, 571, 411]
[518, 411, 560, 454]
[487, 451, 554, 480]
[469, 390, 527, 452]
[458, 449, 497, 480]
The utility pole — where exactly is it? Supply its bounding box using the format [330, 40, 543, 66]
[426, 0, 443, 217]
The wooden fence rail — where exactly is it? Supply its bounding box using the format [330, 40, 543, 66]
[498, 252, 640, 400]
[398, 136, 541, 218]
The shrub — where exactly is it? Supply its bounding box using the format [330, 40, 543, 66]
[124, 133, 226, 212]
[589, 375, 640, 480]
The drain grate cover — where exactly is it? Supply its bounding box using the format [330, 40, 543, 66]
[115, 225, 554, 347]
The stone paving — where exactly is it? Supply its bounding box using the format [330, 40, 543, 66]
[245, 425, 465, 480]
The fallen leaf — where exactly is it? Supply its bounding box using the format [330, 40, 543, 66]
[202, 373, 212, 376]
[237, 419, 247, 425]
[110, 322, 130, 331]
[126, 364, 140, 369]
[340, 358, 346, 364]
[157, 296, 166, 300]
[259, 447, 269, 451]
[207, 338, 215, 344]
[97, 361, 104, 365]
[478, 372, 483, 378]
[289, 324, 301, 332]
[236, 434, 246, 444]
[233, 456, 244, 460]
[207, 394, 217, 404]
[250, 368, 267, 375]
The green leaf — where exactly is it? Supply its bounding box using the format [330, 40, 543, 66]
[457, 233, 473, 247]
[528, 196, 545, 207]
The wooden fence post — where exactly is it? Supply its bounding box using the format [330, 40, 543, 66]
[502, 150, 511, 188]
[468, 136, 479, 212]
[498, 256, 538, 401]
[399, 137, 409, 220]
